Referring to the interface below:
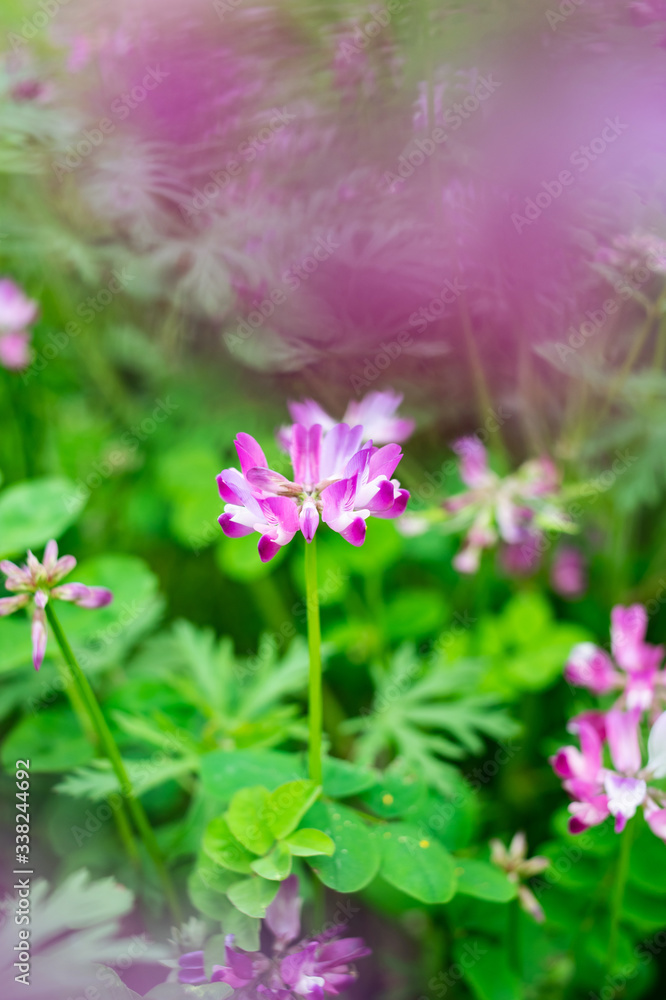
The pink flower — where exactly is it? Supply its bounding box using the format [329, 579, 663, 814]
[279, 390, 414, 449]
[177, 877, 370, 998]
[0, 278, 38, 371]
[565, 605, 664, 710]
[445, 437, 567, 574]
[550, 545, 587, 598]
[552, 707, 666, 839]
[0, 540, 113, 669]
[218, 420, 409, 562]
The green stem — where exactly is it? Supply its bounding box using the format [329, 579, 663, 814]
[45, 603, 181, 922]
[305, 537, 323, 786]
[608, 818, 635, 971]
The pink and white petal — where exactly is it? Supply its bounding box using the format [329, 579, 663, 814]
[0, 278, 38, 329]
[0, 559, 32, 589]
[235, 432, 268, 476]
[603, 773, 647, 832]
[0, 594, 29, 616]
[452, 436, 492, 489]
[42, 540, 59, 572]
[625, 668, 657, 711]
[52, 583, 113, 608]
[564, 643, 620, 695]
[258, 535, 283, 563]
[290, 424, 322, 488]
[218, 512, 255, 538]
[319, 423, 364, 481]
[261, 496, 300, 541]
[299, 499, 319, 543]
[51, 554, 77, 583]
[611, 604, 648, 672]
[31, 606, 48, 670]
[288, 399, 335, 431]
[647, 710, 666, 779]
[568, 795, 609, 834]
[606, 708, 643, 775]
[453, 543, 482, 574]
[320, 474, 359, 526]
[0, 330, 31, 370]
[246, 467, 298, 495]
[644, 801, 666, 842]
[367, 443, 403, 482]
[373, 486, 409, 519]
[362, 478, 396, 513]
[339, 516, 367, 547]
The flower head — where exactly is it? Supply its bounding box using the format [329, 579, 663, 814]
[551, 706, 666, 840]
[0, 278, 38, 371]
[0, 540, 113, 669]
[489, 831, 549, 923]
[176, 876, 370, 999]
[218, 405, 409, 562]
[444, 437, 568, 574]
[564, 604, 664, 711]
[278, 389, 415, 450]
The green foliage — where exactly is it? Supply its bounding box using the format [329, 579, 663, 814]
[0, 476, 86, 557]
[344, 644, 520, 793]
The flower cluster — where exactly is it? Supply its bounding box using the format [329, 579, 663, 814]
[218, 391, 411, 562]
[278, 390, 415, 448]
[177, 876, 370, 998]
[552, 604, 666, 839]
[0, 541, 113, 669]
[489, 831, 549, 923]
[444, 437, 569, 574]
[0, 278, 38, 371]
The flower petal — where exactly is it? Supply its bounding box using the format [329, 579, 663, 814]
[31, 606, 47, 670]
[265, 874, 302, 948]
[647, 710, 666, 779]
[0, 594, 29, 616]
[606, 708, 642, 775]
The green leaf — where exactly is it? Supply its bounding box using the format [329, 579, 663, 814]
[203, 816, 256, 874]
[383, 590, 449, 642]
[380, 823, 456, 904]
[321, 757, 377, 798]
[453, 859, 518, 902]
[283, 829, 335, 857]
[360, 760, 426, 818]
[0, 477, 86, 557]
[188, 866, 239, 920]
[1, 707, 94, 772]
[226, 876, 279, 918]
[454, 943, 522, 1000]
[304, 801, 380, 892]
[251, 843, 293, 880]
[226, 786, 274, 855]
[200, 750, 301, 802]
[267, 779, 320, 840]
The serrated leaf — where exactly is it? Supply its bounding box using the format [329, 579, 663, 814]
[283, 829, 335, 857]
[380, 823, 456, 904]
[226, 786, 274, 855]
[251, 843, 293, 880]
[203, 816, 256, 874]
[304, 801, 380, 892]
[267, 780, 320, 840]
[226, 876, 279, 918]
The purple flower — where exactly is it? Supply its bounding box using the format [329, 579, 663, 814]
[0, 278, 38, 371]
[0, 540, 113, 669]
[177, 877, 370, 999]
[445, 437, 566, 574]
[218, 419, 409, 562]
[279, 390, 415, 449]
[565, 604, 664, 710]
[551, 706, 666, 839]
[550, 545, 587, 598]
